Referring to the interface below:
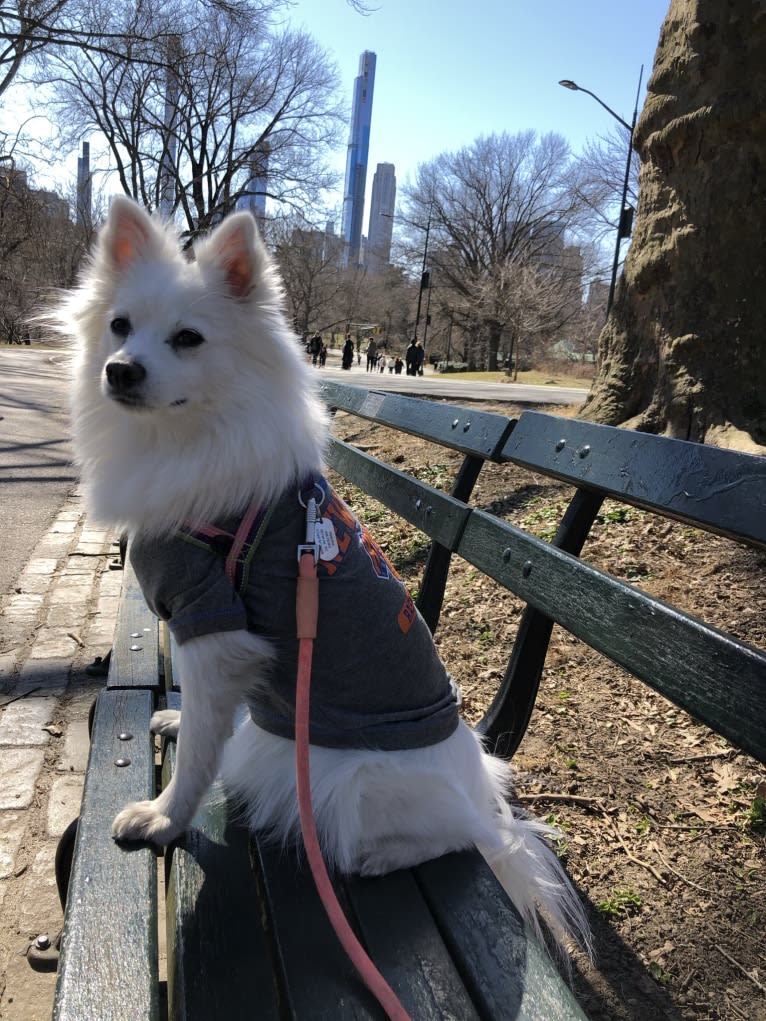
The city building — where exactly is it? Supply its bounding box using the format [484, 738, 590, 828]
[237, 141, 270, 225]
[76, 141, 92, 228]
[366, 162, 396, 270]
[341, 50, 376, 267]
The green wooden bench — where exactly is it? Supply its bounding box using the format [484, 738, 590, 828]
[51, 380, 766, 1020]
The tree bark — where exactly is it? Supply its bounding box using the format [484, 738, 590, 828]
[581, 0, 766, 451]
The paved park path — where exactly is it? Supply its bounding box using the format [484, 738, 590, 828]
[0, 490, 118, 1020]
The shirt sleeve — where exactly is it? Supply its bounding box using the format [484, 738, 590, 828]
[129, 533, 248, 644]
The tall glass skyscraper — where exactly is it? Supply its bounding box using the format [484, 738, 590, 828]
[341, 50, 376, 266]
[367, 162, 396, 269]
[237, 140, 270, 225]
[76, 141, 92, 229]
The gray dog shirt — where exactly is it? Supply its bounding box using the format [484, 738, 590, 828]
[129, 477, 459, 750]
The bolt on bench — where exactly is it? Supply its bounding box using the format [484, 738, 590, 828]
[52, 380, 766, 1020]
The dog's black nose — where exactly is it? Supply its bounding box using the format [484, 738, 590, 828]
[105, 359, 146, 391]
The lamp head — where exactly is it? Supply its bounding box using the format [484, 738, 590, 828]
[558, 80, 579, 91]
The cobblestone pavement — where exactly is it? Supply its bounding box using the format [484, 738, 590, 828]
[0, 490, 118, 1020]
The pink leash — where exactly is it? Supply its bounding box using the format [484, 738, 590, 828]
[295, 496, 411, 1021]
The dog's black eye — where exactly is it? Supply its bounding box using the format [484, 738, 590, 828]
[110, 316, 131, 337]
[171, 329, 205, 350]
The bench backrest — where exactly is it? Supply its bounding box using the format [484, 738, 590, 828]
[319, 381, 766, 765]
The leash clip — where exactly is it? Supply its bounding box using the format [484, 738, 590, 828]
[298, 495, 320, 564]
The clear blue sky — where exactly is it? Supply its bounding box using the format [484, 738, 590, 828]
[288, 0, 669, 215]
[9, 0, 669, 214]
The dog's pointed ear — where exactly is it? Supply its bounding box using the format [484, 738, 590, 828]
[101, 196, 161, 272]
[199, 212, 264, 300]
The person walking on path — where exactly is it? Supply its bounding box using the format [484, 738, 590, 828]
[415, 340, 425, 377]
[342, 335, 355, 370]
[309, 331, 322, 366]
[365, 337, 377, 372]
[405, 338, 418, 376]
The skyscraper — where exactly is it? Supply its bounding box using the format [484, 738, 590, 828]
[159, 35, 181, 216]
[76, 141, 91, 229]
[366, 162, 396, 270]
[237, 140, 270, 225]
[341, 50, 376, 266]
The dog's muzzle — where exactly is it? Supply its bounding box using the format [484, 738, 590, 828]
[105, 358, 147, 397]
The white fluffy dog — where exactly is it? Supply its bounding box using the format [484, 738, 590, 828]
[61, 196, 589, 957]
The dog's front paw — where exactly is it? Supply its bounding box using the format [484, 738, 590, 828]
[112, 800, 182, 845]
[150, 708, 181, 738]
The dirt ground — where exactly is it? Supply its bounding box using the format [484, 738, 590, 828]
[328, 400, 766, 1021]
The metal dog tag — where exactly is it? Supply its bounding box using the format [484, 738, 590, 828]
[315, 519, 340, 561]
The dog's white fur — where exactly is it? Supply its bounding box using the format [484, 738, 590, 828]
[60, 196, 590, 957]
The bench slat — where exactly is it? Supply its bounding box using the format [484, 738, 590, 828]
[415, 853, 589, 1021]
[107, 559, 162, 690]
[459, 510, 766, 763]
[320, 380, 514, 459]
[327, 437, 470, 550]
[254, 840, 384, 1019]
[163, 697, 280, 1021]
[345, 871, 482, 1020]
[504, 412, 766, 548]
[53, 690, 159, 1021]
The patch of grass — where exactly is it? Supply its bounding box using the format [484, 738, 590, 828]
[414, 463, 451, 491]
[648, 961, 672, 985]
[432, 368, 592, 389]
[545, 814, 571, 857]
[598, 886, 642, 918]
[518, 499, 564, 542]
[600, 507, 631, 525]
[745, 794, 766, 832]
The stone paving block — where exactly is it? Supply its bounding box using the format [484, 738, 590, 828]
[47, 586, 92, 611]
[58, 559, 97, 577]
[20, 559, 59, 578]
[44, 604, 85, 629]
[0, 812, 27, 879]
[5, 593, 44, 621]
[0, 748, 45, 809]
[57, 717, 90, 774]
[0, 696, 58, 746]
[33, 536, 73, 559]
[28, 635, 81, 660]
[47, 776, 84, 837]
[50, 573, 93, 592]
[90, 596, 121, 621]
[15, 575, 53, 595]
[17, 560, 61, 594]
[0, 653, 19, 687]
[18, 844, 63, 935]
[50, 519, 78, 534]
[98, 567, 124, 590]
[17, 657, 70, 696]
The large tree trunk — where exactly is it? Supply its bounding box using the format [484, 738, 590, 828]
[581, 0, 766, 451]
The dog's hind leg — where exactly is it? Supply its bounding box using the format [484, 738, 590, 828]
[112, 629, 273, 845]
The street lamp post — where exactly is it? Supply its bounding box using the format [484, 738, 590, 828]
[413, 203, 432, 342]
[559, 67, 644, 315]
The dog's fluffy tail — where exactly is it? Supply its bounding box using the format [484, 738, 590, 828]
[477, 749, 592, 963]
